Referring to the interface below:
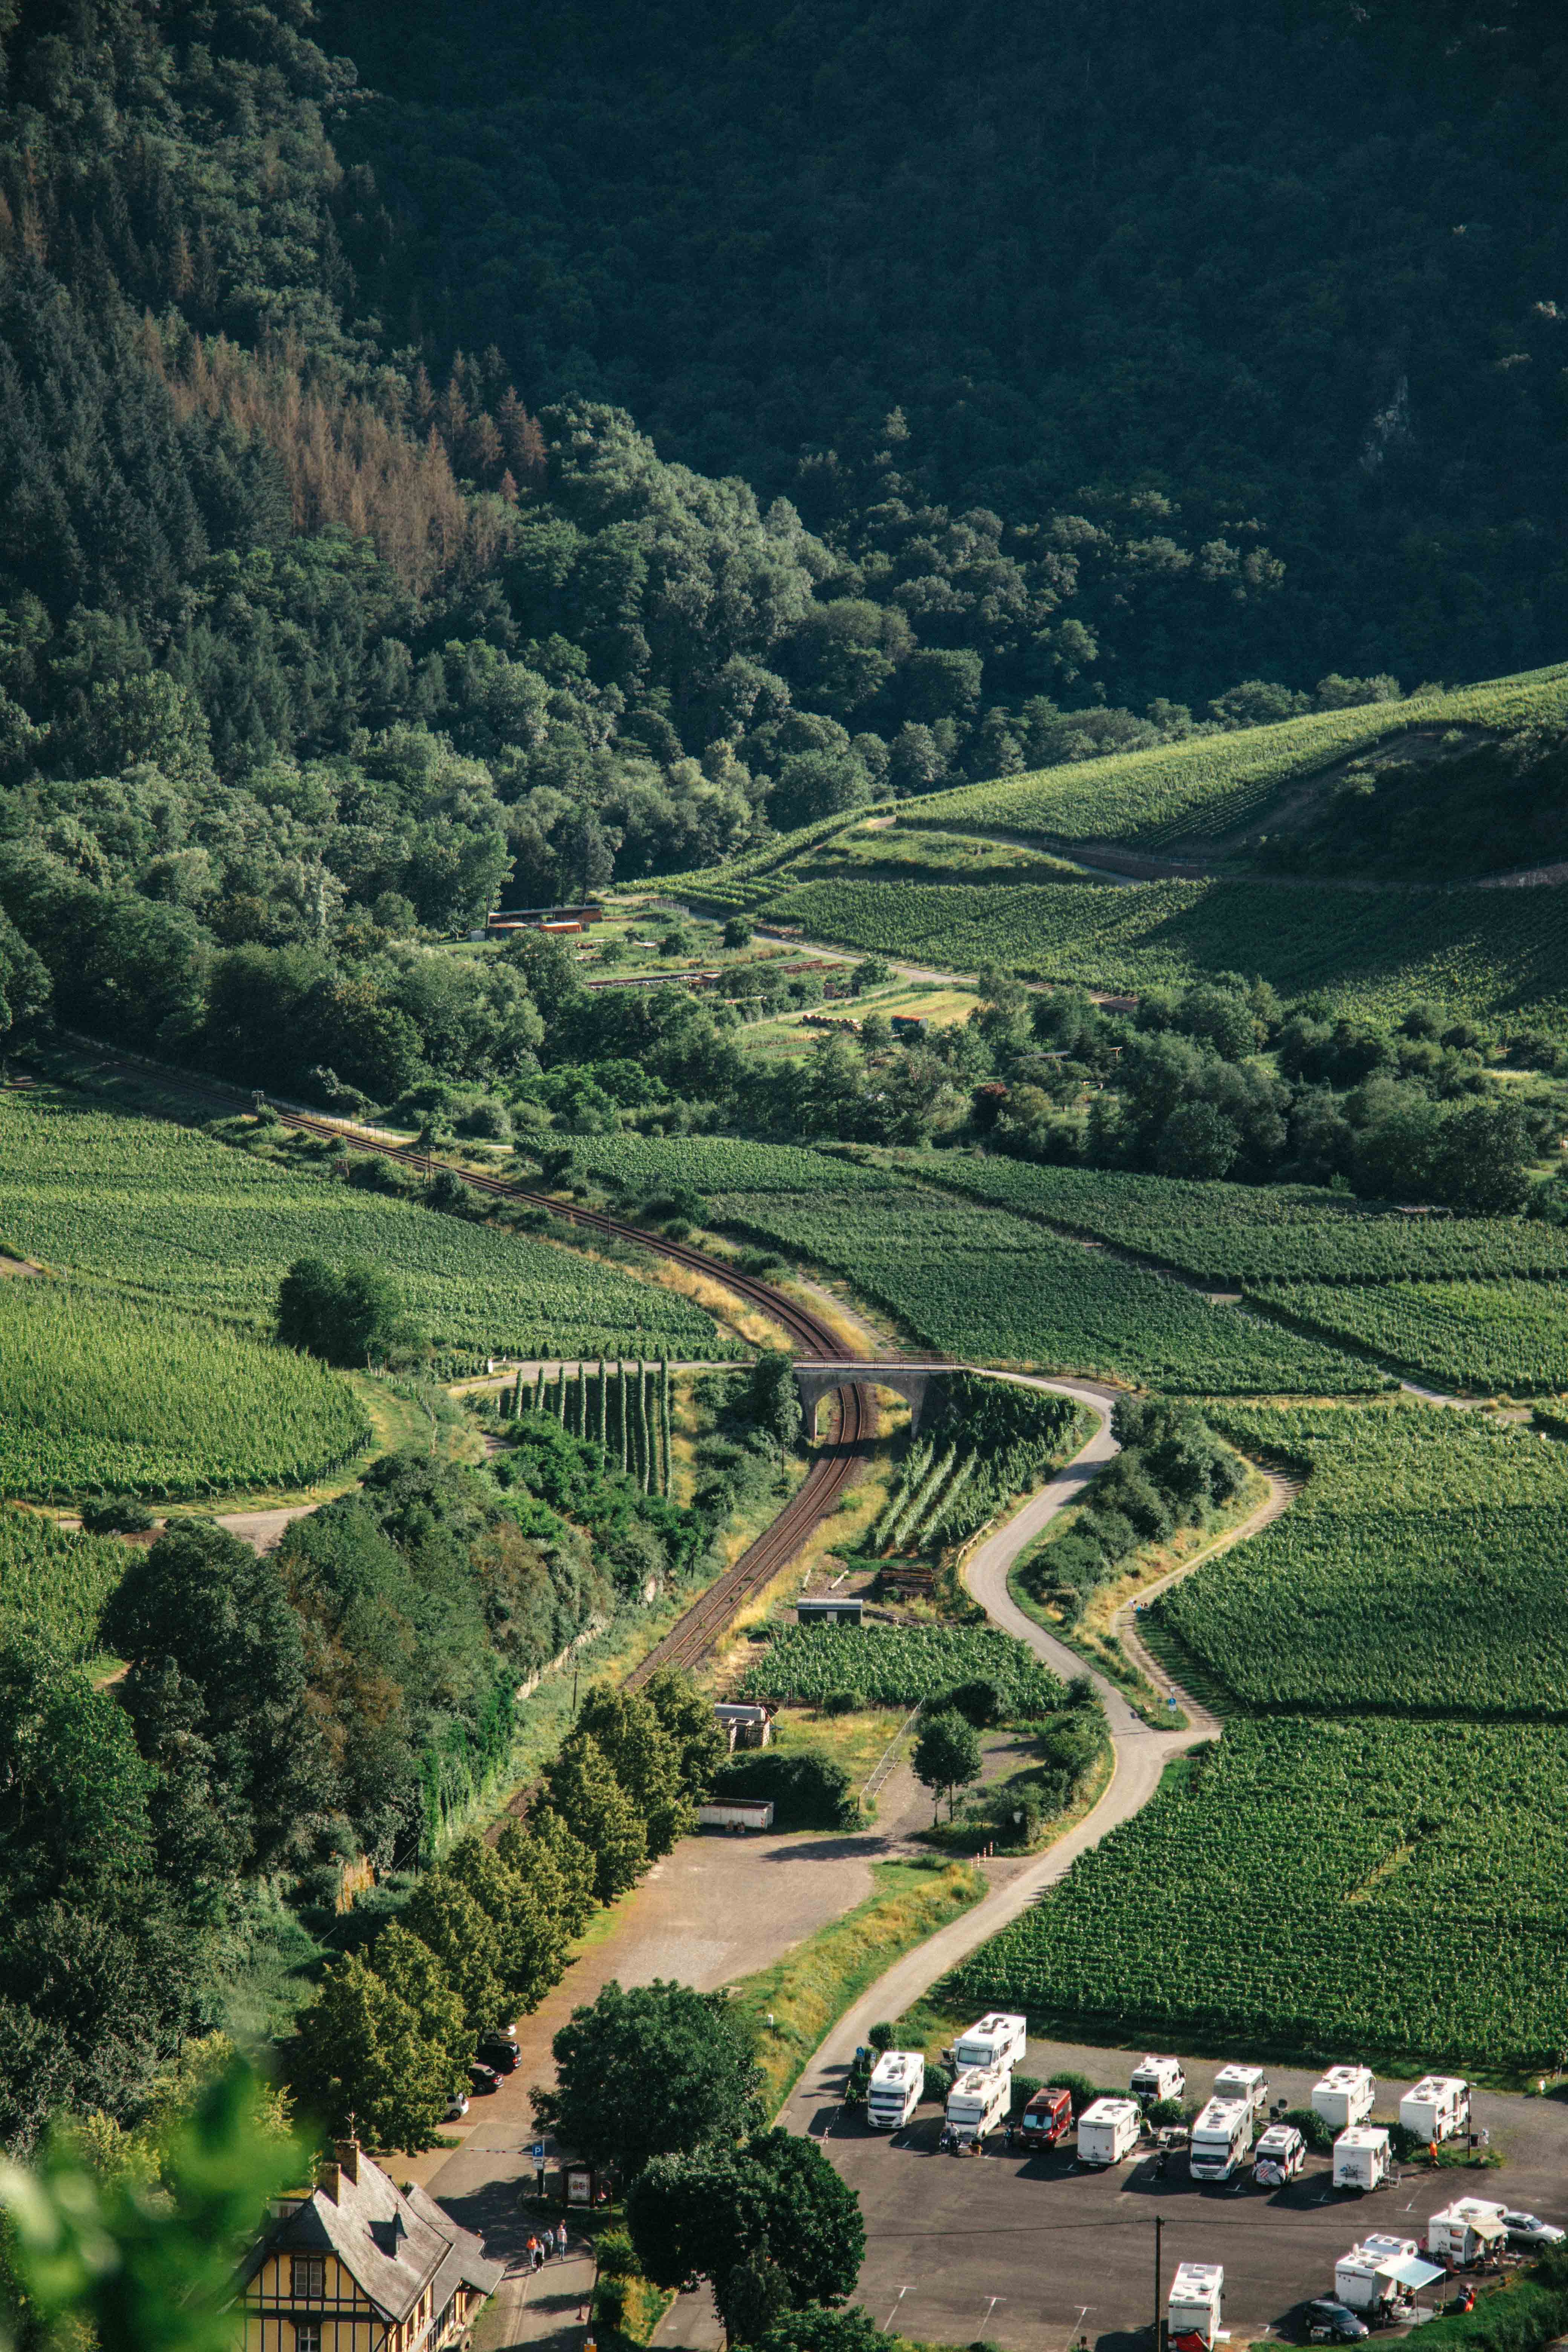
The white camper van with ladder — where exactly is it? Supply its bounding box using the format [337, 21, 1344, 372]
[1167, 2264, 1224, 2351]
[1131, 2054, 1186, 2108]
[866, 2050, 924, 2131]
[1400, 2077, 1470, 2145]
[944, 2065, 1010, 2153]
[953, 2013, 1027, 2072]
[1189, 2096, 1254, 2182]
[1333, 2127, 1392, 2192]
[1313, 2067, 1376, 2131]
[1076, 2097, 1143, 2168]
[1335, 2237, 1442, 2320]
[1426, 2200, 1510, 2268]
[1212, 2063, 1269, 2115]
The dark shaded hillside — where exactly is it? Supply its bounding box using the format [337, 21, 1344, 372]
[323, 0, 1568, 702]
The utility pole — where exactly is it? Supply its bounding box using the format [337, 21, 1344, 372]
[1153, 2214, 1164, 2352]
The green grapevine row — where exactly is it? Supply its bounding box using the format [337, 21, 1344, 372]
[740, 1623, 1061, 1715]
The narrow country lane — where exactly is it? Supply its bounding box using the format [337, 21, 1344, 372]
[773, 1376, 1218, 2147]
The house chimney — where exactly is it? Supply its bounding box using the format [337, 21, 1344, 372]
[318, 2162, 341, 2205]
[336, 2141, 360, 2186]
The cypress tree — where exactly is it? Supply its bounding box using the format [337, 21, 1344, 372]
[555, 1369, 568, 1423]
[513, 1367, 524, 1415]
[576, 1360, 588, 1438]
[659, 1357, 672, 1497]
[595, 1357, 607, 1447]
[637, 1360, 651, 1493]
[616, 1359, 629, 1474]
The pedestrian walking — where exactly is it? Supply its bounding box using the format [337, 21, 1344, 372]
[526, 2235, 539, 2272]
[556, 2221, 568, 2259]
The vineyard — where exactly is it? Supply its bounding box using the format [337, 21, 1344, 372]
[872, 1381, 1084, 1554]
[1155, 1399, 1568, 1714]
[1248, 1278, 1568, 1395]
[0, 1279, 372, 1501]
[739, 1623, 1062, 1715]
[709, 1183, 1386, 1393]
[0, 1507, 135, 1657]
[500, 1360, 674, 1495]
[896, 663, 1568, 851]
[745, 872, 1568, 1034]
[0, 1093, 727, 1362]
[574, 1133, 887, 1200]
[899, 1155, 1568, 1286]
[952, 1715, 1568, 2074]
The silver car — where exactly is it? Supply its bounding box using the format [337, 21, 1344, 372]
[1502, 2212, 1565, 2248]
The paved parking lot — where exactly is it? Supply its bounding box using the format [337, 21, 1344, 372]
[808, 2038, 1568, 2352]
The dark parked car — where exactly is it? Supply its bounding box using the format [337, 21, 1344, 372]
[1303, 2301, 1369, 2343]
[469, 2062, 501, 2095]
[478, 2035, 520, 2074]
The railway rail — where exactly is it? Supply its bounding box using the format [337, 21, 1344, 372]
[62, 1046, 884, 1680]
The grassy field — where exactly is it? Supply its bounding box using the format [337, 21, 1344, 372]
[748, 870, 1568, 1033]
[0, 1089, 726, 1363]
[953, 1713, 1568, 2080]
[1248, 1277, 1568, 1395]
[900, 663, 1568, 852]
[710, 1182, 1386, 1393]
[0, 1505, 142, 1656]
[891, 1153, 1568, 1285]
[0, 1279, 371, 1502]
[1157, 1399, 1568, 1714]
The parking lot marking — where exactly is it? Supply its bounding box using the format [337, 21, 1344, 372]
[883, 2289, 911, 2330]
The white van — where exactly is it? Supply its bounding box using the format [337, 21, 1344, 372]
[1399, 2076, 1470, 2145]
[866, 2050, 924, 2130]
[1212, 2063, 1269, 2114]
[944, 2065, 1010, 2152]
[1167, 2263, 1224, 2350]
[952, 2012, 1027, 2072]
[1076, 2096, 1143, 2168]
[1131, 2054, 1187, 2108]
[1313, 2066, 1376, 2131]
[1334, 2127, 1392, 2192]
[1189, 2096, 1254, 2182]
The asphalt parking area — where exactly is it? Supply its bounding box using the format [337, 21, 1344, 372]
[816, 2043, 1568, 2352]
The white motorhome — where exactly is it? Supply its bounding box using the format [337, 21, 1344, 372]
[1334, 2127, 1392, 2192]
[1312, 2066, 1376, 2131]
[1253, 2124, 1307, 2187]
[866, 2050, 924, 2131]
[1167, 2263, 1224, 2350]
[1427, 2200, 1509, 2268]
[1076, 2096, 1143, 2168]
[952, 2012, 1027, 2072]
[1400, 2076, 1470, 2145]
[1131, 2054, 1187, 2108]
[944, 2065, 1010, 2151]
[1335, 2237, 1433, 2318]
[1189, 2096, 1254, 2182]
[1213, 2063, 1269, 2115]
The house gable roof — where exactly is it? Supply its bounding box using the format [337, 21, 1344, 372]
[239, 2148, 503, 2326]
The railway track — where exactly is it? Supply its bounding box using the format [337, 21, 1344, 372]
[66, 1048, 883, 1679]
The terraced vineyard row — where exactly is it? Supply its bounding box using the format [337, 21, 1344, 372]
[0, 1280, 372, 1501]
[1250, 1277, 1568, 1395]
[711, 1183, 1387, 1393]
[901, 663, 1568, 851]
[954, 1715, 1568, 2072]
[740, 1623, 1061, 1714]
[0, 1095, 727, 1361]
[0, 1508, 142, 1656]
[753, 872, 1568, 1034]
[900, 1153, 1568, 1286]
[1156, 1400, 1568, 1713]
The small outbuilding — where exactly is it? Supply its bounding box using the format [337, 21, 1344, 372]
[796, 1594, 864, 1625]
[714, 1701, 773, 1751]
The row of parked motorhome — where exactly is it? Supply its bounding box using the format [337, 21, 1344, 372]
[868, 2026, 1478, 2187]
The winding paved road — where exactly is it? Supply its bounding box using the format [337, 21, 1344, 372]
[776, 1377, 1294, 2140]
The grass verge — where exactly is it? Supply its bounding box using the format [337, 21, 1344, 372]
[727, 1856, 985, 2113]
